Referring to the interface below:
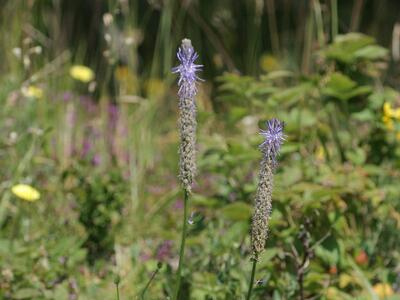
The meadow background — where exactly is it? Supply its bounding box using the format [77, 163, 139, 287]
[1, 0, 400, 299]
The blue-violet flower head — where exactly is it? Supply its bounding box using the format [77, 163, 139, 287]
[260, 118, 286, 164]
[172, 38, 203, 99]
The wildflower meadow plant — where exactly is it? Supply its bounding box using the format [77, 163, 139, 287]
[11, 184, 40, 202]
[172, 38, 202, 300]
[70, 65, 94, 83]
[246, 118, 285, 300]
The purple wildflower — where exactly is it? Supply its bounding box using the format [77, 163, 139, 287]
[92, 154, 101, 166]
[156, 240, 173, 262]
[173, 199, 184, 210]
[259, 118, 286, 164]
[62, 91, 73, 102]
[81, 139, 92, 157]
[251, 119, 285, 258]
[172, 38, 202, 191]
[108, 104, 119, 126]
[172, 39, 203, 99]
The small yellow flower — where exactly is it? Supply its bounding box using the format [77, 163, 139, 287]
[70, 65, 94, 83]
[22, 85, 43, 99]
[315, 146, 325, 162]
[373, 283, 393, 299]
[383, 102, 394, 118]
[260, 54, 280, 72]
[394, 108, 400, 120]
[382, 115, 394, 131]
[11, 184, 40, 202]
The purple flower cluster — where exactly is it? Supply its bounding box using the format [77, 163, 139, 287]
[259, 118, 286, 164]
[172, 39, 203, 99]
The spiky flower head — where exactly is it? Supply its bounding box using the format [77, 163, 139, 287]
[172, 39, 203, 99]
[259, 118, 285, 166]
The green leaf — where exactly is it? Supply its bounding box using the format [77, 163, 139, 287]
[326, 72, 357, 91]
[346, 148, 367, 165]
[315, 236, 340, 266]
[258, 248, 279, 268]
[354, 45, 388, 60]
[322, 33, 375, 63]
[351, 109, 375, 122]
[322, 72, 371, 100]
[221, 202, 252, 221]
[14, 288, 42, 299]
[192, 194, 220, 208]
[270, 82, 314, 104]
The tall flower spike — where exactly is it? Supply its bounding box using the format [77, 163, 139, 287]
[251, 118, 285, 258]
[172, 38, 202, 192]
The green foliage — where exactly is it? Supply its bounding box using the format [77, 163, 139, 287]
[64, 166, 127, 264]
[207, 32, 400, 299]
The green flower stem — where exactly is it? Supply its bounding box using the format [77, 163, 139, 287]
[173, 189, 189, 300]
[116, 283, 120, 300]
[246, 257, 258, 300]
[141, 263, 162, 300]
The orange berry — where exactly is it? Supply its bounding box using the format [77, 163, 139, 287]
[329, 265, 338, 275]
[355, 250, 368, 265]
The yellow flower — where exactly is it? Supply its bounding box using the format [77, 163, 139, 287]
[383, 102, 394, 118]
[70, 65, 94, 82]
[260, 54, 280, 72]
[315, 146, 325, 162]
[382, 115, 394, 131]
[394, 108, 400, 120]
[11, 184, 40, 202]
[22, 85, 43, 99]
[373, 283, 393, 299]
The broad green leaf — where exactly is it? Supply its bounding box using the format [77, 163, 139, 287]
[354, 45, 388, 60]
[221, 202, 252, 221]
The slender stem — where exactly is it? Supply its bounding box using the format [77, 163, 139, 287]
[266, 0, 280, 57]
[350, 0, 364, 32]
[141, 264, 161, 300]
[246, 257, 258, 300]
[299, 274, 304, 300]
[330, 0, 338, 40]
[302, 6, 314, 75]
[116, 283, 120, 300]
[312, 0, 325, 47]
[173, 189, 189, 300]
[10, 208, 22, 252]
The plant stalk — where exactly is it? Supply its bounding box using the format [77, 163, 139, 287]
[173, 189, 189, 300]
[116, 282, 120, 300]
[246, 257, 258, 300]
[330, 0, 338, 40]
[141, 263, 161, 300]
